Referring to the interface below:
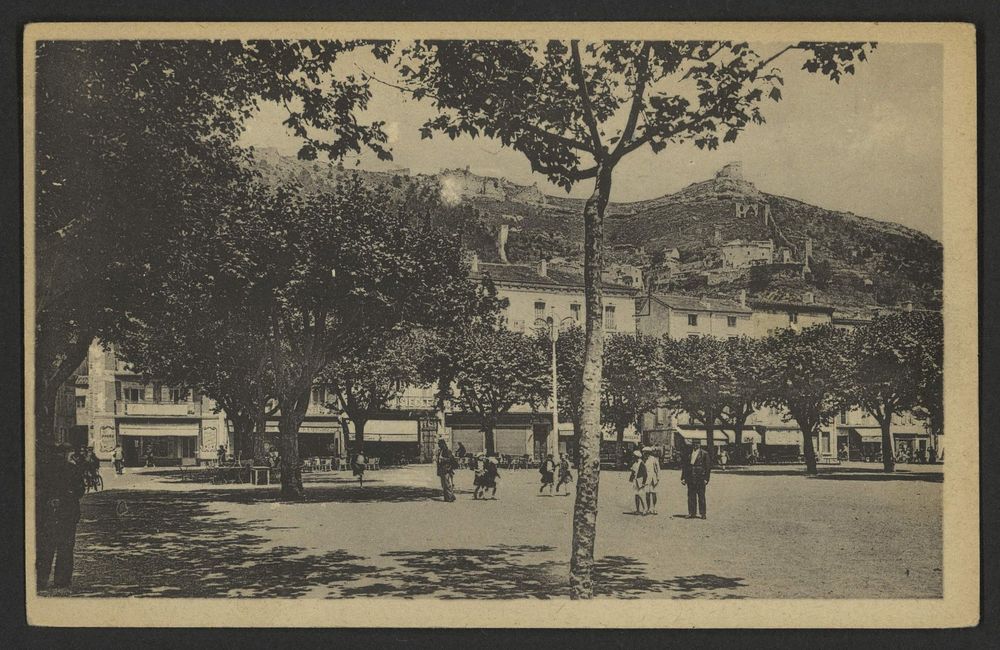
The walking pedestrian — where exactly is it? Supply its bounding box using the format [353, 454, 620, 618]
[144, 447, 155, 467]
[555, 454, 573, 495]
[36, 442, 86, 590]
[629, 450, 647, 514]
[482, 456, 500, 499]
[719, 448, 729, 470]
[681, 441, 711, 519]
[112, 445, 124, 475]
[352, 449, 366, 487]
[641, 447, 660, 515]
[217, 445, 227, 466]
[538, 453, 556, 496]
[471, 452, 486, 499]
[435, 439, 456, 502]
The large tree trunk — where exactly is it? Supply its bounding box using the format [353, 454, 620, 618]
[278, 398, 307, 500]
[801, 424, 818, 475]
[880, 416, 895, 473]
[706, 419, 716, 464]
[252, 410, 268, 465]
[34, 332, 91, 444]
[229, 413, 253, 462]
[354, 418, 367, 454]
[483, 425, 496, 456]
[570, 164, 612, 600]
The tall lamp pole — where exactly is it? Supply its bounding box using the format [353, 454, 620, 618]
[536, 312, 574, 459]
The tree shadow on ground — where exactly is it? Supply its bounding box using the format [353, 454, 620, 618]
[44, 490, 745, 599]
[729, 466, 942, 482]
[338, 546, 746, 599]
[53, 489, 380, 598]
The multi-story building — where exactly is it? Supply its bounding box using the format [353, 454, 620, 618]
[450, 256, 639, 460]
[720, 239, 774, 269]
[635, 291, 753, 340]
[75, 341, 228, 466]
[749, 293, 834, 337]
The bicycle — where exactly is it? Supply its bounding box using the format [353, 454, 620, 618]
[84, 471, 103, 493]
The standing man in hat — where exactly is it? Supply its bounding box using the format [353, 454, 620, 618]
[628, 449, 647, 514]
[641, 447, 661, 515]
[36, 442, 86, 590]
[435, 438, 457, 502]
[681, 440, 711, 519]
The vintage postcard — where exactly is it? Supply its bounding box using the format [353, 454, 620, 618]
[24, 22, 977, 627]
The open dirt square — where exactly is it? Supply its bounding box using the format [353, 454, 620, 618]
[50, 462, 942, 599]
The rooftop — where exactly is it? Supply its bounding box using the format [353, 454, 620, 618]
[647, 292, 752, 314]
[472, 262, 636, 293]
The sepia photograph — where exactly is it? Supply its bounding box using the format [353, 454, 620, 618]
[23, 22, 978, 628]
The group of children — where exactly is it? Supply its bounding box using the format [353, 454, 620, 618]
[539, 453, 573, 496]
[469, 454, 501, 499]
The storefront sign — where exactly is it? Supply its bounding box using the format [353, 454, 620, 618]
[99, 425, 116, 452]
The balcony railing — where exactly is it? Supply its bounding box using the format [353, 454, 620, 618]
[115, 400, 201, 417]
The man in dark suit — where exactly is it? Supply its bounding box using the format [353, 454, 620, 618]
[36, 442, 86, 590]
[680, 440, 711, 519]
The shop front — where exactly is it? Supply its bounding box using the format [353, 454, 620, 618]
[345, 417, 421, 464]
[118, 421, 200, 466]
[446, 412, 548, 460]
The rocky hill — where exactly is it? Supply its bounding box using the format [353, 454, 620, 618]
[250, 149, 942, 311]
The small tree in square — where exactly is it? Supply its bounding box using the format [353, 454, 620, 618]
[718, 336, 770, 461]
[761, 324, 854, 475]
[321, 331, 429, 455]
[661, 335, 733, 463]
[450, 327, 550, 455]
[847, 312, 939, 472]
[601, 333, 663, 468]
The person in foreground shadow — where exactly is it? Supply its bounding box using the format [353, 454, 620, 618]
[681, 440, 711, 519]
[36, 441, 86, 590]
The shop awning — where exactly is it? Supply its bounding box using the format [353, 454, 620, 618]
[848, 428, 882, 442]
[119, 422, 199, 437]
[346, 419, 418, 442]
[675, 429, 731, 443]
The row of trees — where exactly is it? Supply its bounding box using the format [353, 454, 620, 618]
[442, 314, 942, 477]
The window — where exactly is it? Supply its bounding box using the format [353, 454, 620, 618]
[311, 386, 326, 406]
[604, 305, 616, 330]
[75, 395, 86, 409]
[124, 387, 144, 402]
[168, 387, 186, 403]
[788, 312, 798, 324]
[840, 409, 848, 425]
[688, 314, 698, 326]
[534, 301, 546, 323]
[570, 303, 582, 322]
[727, 316, 737, 327]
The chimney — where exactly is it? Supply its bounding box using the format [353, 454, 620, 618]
[469, 252, 479, 273]
[739, 289, 747, 307]
[538, 258, 548, 277]
[804, 291, 814, 304]
[497, 224, 509, 264]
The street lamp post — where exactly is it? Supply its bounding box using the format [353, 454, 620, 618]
[536, 311, 574, 460]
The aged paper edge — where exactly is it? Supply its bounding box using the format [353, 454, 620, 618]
[22, 21, 979, 628]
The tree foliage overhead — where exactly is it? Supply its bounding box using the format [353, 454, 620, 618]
[34, 39, 395, 440]
[396, 39, 875, 189]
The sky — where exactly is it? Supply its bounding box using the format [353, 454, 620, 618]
[239, 42, 943, 240]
